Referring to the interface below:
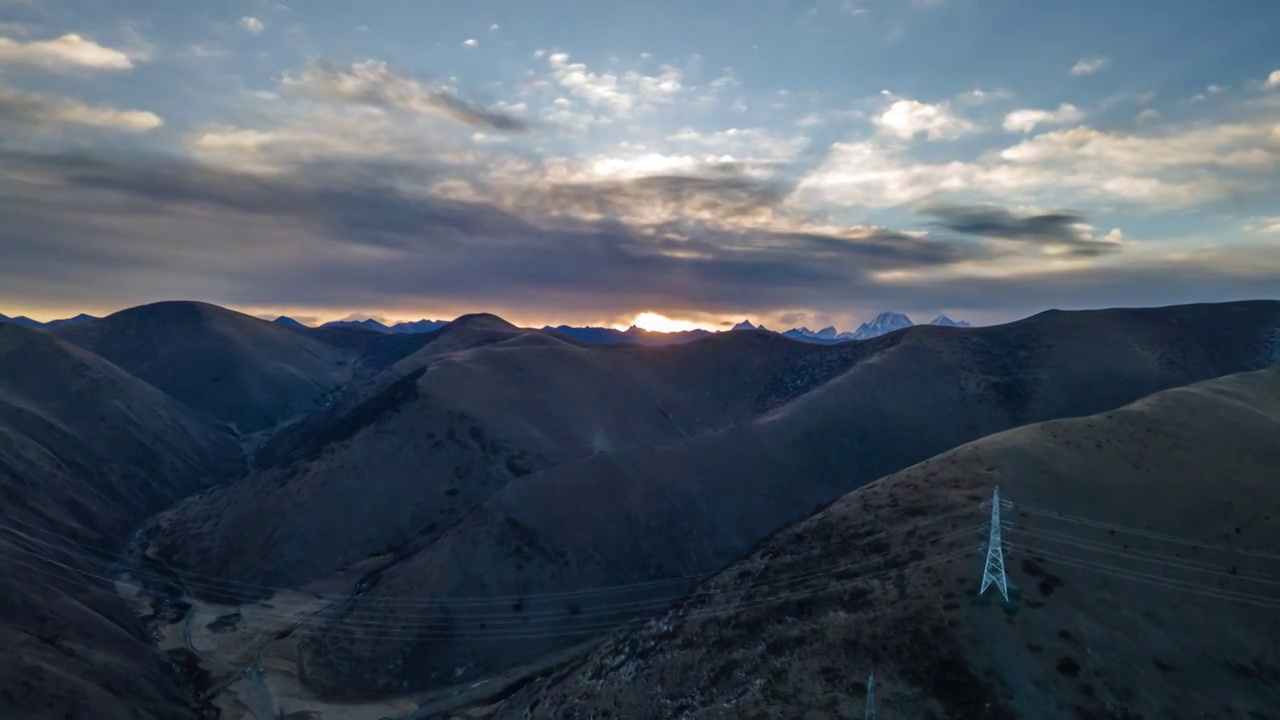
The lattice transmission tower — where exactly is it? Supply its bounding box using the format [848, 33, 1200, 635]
[979, 486, 1010, 602]
[863, 671, 876, 720]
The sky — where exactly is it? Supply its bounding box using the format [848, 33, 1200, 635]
[1, 0, 1278, 333]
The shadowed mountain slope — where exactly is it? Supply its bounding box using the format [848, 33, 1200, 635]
[149, 301, 1280, 699]
[0, 324, 244, 720]
[147, 317, 836, 597]
[51, 301, 435, 434]
[496, 364, 1280, 720]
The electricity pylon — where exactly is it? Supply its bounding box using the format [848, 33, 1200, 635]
[979, 486, 1010, 602]
[863, 671, 876, 720]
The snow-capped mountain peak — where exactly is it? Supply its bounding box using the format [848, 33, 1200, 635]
[851, 311, 914, 339]
[929, 315, 971, 328]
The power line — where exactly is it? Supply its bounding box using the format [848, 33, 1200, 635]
[1006, 542, 1280, 610]
[1010, 503, 1280, 561]
[0, 517, 980, 624]
[2, 520, 981, 639]
[0, 505, 983, 608]
[1007, 525, 1280, 586]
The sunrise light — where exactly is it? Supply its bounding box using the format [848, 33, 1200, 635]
[615, 312, 714, 333]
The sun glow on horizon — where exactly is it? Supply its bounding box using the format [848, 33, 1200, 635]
[614, 312, 716, 333]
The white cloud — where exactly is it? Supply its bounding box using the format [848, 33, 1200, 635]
[667, 126, 810, 165]
[489, 24, 499, 31]
[1070, 56, 1107, 76]
[998, 124, 1279, 171]
[1245, 216, 1280, 234]
[799, 118, 1280, 209]
[874, 99, 975, 141]
[191, 126, 278, 152]
[956, 88, 1013, 105]
[0, 84, 161, 131]
[796, 112, 826, 128]
[1265, 70, 1280, 89]
[1099, 228, 1126, 245]
[282, 59, 526, 130]
[239, 16, 265, 34]
[1002, 103, 1084, 133]
[463, 38, 477, 47]
[1135, 108, 1161, 123]
[542, 51, 683, 118]
[185, 106, 490, 175]
[0, 33, 133, 71]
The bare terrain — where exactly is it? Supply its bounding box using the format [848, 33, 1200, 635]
[145, 301, 1280, 700]
[2, 300, 1278, 719]
[52, 301, 438, 435]
[489, 365, 1280, 719]
[0, 323, 244, 719]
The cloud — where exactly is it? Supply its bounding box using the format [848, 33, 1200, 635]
[998, 124, 1279, 172]
[542, 51, 683, 118]
[956, 88, 1013, 105]
[798, 89, 1280, 208]
[281, 59, 527, 131]
[919, 202, 1123, 257]
[462, 38, 476, 47]
[874, 99, 975, 141]
[1070, 56, 1107, 76]
[0, 149, 996, 319]
[239, 16, 265, 34]
[1002, 103, 1084, 133]
[667, 127, 810, 166]
[0, 33, 133, 71]
[1266, 70, 1280, 89]
[1135, 108, 1160, 123]
[0, 84, 161, 131]
[4, 148, 1277, 327]
[1245, 216, 1280, 235]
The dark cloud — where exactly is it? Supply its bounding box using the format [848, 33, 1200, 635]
[282, 59, 528, 132]
[3, 149, 1275, 324]
[919, 202, 1122, 257]
[535, 174, 791, 222]
[0, 149, 987, 317]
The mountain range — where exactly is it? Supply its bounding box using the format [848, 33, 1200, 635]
[5, 309, 966, 346]
[1, 298, 1277, 719]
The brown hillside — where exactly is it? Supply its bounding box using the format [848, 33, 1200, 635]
[493, 365, 1280, 720]
[52, 300, 435, 434]
[147, 317, 832, 597]
[0, 324, 244, 720]
[154, 300, 1280, 699]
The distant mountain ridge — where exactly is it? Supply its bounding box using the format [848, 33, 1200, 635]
[5, 307, 970, 344]
[0, 312, 98, 329]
